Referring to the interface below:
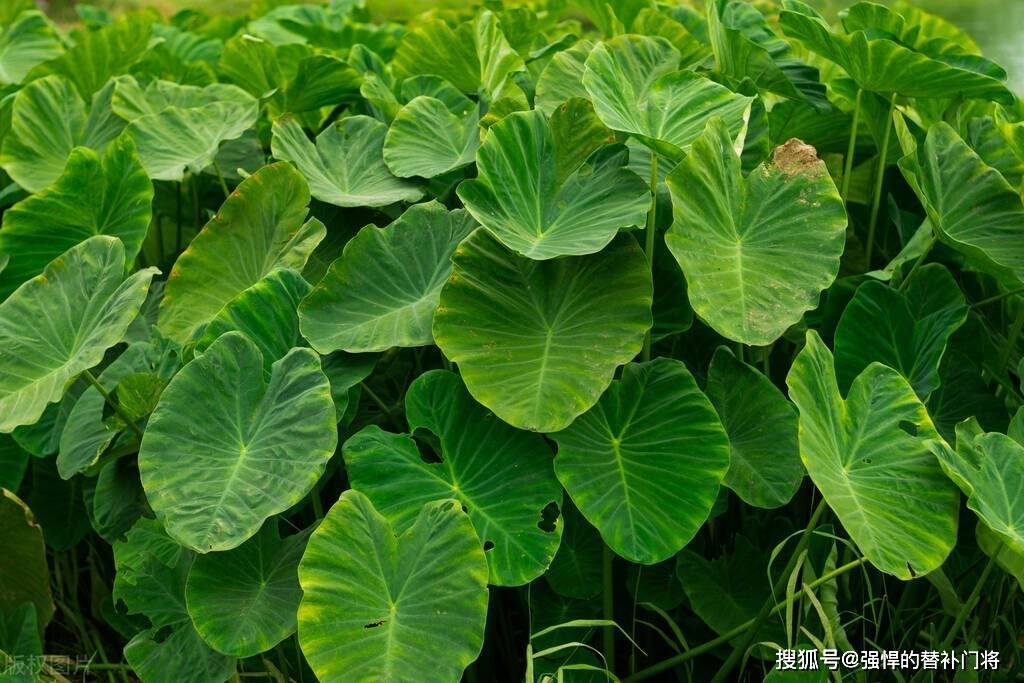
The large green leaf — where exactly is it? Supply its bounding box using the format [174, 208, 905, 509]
[0, 10, 62, 85]
[582, 34, 753, 158]
[186, 522, 310, 657]
[535, 39, 593, 115]
[665, 118, 846, 345]
[391, 11, 524, 99]
[0, 236, 157, 433]
[706, 347, 804, 509]
[551, 358, 729, 564]
[927, 420, 1024, 556]
[543, 502, 603, 600]
[778, 0, 1012, 103]
[113, 518, 235, 683]
[0, 436, 29, 491]
[195, 268, 311, 375]
[26, 12, 151, 100]
[434, 230, 652, 432]
[113, 76, 258, 182]
[383, 96, 480, 178]
[156, 162, 324, 345]
[298, 491, 488, 683]
[457, 108, 648, 259]
[708, 0, 826, 107]
[0, 75, 124, 193]
[271, 115, 424, 208]
[834, 264, 967, 400]
[344, 370, 562, 585]
[299, 202, 476, 353]
[0, 489, 53, 627]
[138, 332, 337, 552]
[0, 135, 152, 300]
[898, 121, 1024, 286]
[786, 331, 958, 578]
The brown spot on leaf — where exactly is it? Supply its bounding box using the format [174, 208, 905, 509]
[772, 138, 824, 178]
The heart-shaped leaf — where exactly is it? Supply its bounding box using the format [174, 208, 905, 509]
[779, 0, 1012, 102]
[457, 108, 648, 259]
[552, 358, 730, 564]
[272, 115, 424, 207]
[157, 162, 325, 345]
[344, 369, 562, 585]
[0, 10, 62, 86]
[0, 75, 125, 192]
[898, 120, 1024, 287]
[786, 330, 958, 578]
[298, 490, 489, 683]
[434, 230, 652, 432]
[0, 134, 152, 299]
[665, 118, 846, 345]
[0, 236, 157, 433]
[383, 96, 480, 178]
[299, 202, 476, 353]
[186, 522, 311, 657]
[707, 347, 804, 509]
[834, 264, 968, 400]
[113, 76, 258, 181]
[583, 34, 753, 158]
[928, 420, 1024, 556]
[139, 332, 337, 552]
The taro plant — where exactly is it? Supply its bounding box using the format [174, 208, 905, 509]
[1, 0, 1024, 681]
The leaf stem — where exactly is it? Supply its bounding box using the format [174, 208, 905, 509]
[708, 499, 828, 683]
[897, 234, 935, 290]
[213, 161, 231, 200]
[641, 152, 659, 363]
[360, 382, 402, 431]
[81, 369, 145, 441]
[971, 287, 1024, 309]
[625, 554, 867, 682]
[603, 543, 616, 673]
[840, 87, 863, 205]
[938, 543, 1001, 651]
[865, 93, 897, 267]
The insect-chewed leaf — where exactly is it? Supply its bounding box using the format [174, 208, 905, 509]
[186, 522, 311, 657]
[786, 330, 959, 579]
[383, 96, 480, 178]
[706, 347, 804, 509]
[835, 264, 967, 400]
[778, 0, 1012, 103]
[898, 121, 1024, 287]
[113, 75, 258, 182]
[0, 10, 62, 86]
[457, 108, 648, 260]
[582, 34, 753, 158]
[196, 267, 311, 374]
[272, 115, 424, 207]
[138, 332, 337, 553]
[344, 370, 562, 585]
[113, 518, 235, 683]
[0, 75, 125, 193]
[300, 202, 477, 353]
[298, 490, 489, 683]
[666, 118, 846, 345]
[0, 236, 157, 433]
[0, 489, 54, 629]
[156, 162, 324, 345]
[434, 230, 652, 432]
[543, 502, 603, 599]
[552, 358, 730, 564]
[927, 420, 1024, 557]
[0, 134, 152, 299]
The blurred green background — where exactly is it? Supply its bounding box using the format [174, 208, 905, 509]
[39, 0, 1024, 92]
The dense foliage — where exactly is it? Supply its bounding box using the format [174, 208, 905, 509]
[0, 0, 1023, 680]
